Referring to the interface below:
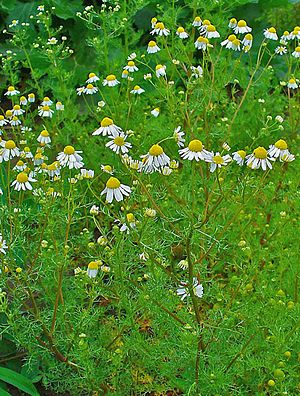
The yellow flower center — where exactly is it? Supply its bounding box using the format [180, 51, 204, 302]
[237, 150, 246, 158]
[149, 144, 163, 156]
[16, 172, 28, 183]
[128, 61, 135, 66]
[123, 70, 129, 75]
[101, 117, 113, 127]
[156, 64, 163, 70]
[289, 79, 296, 84]
[188, 139, 203, 152]
[148, 40, 157, 47]
[43, 96, 50, 101]
[207, 24, 216, 32]
[127, 213, 135, 222]
[114, 136, 125, 146]
[106, 74, 116, 81]
[41, 130, 49, 137]
[244, 33, 253, 40]
[42, 105, 50, 111]
[213, 155, 224, 164]
[28, 93, 35, 98]
[268, 27, 276, 33]
[8, 86, 15, 91]
[283, 31, 289, 36]
[295, 46, 300, 52]
[230, 18, 237, 24]
[12, 116, 18, 121]
[134, 85, 141, 91]
[237, 20, 247, 27]
[0, 116, 4, 120]
[232, 39, 240, 46]
[177, 27, 185, 33]
[202, 19, 211, 26]
[16, 160, 24, 166]
[5, 140, 16, 149]
[155, 22, 165, 29]
[194, 16, 201, 22]
[88, 261, 98, 270]
[48, 162, 58, 170]
[63, 145, 75, 155]
[275, 139, 287, 150]
[6, 110, 12, 117]
[151, 17, 157, 23]
[197, 37, 209, 43]
[24, 147, 30, 152]
[86, 84, 94, 89]
[228, 34, 236, 41]
[89, 72, 96, 78]
[106, 177, 121, 189]
[13, 105, 20, 110]
[103, 165, 112, 173]
[253, 147, 267, 159]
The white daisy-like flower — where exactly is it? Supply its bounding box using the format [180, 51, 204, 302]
[290, 28, 300, 40]
[129, 158, 143, 171]
[141, 144, 170, 171]
[90, 205, 99, 215]
[41, 97, 53, 106]
[92, 117, 122, 137]
[84, 84, 98, 94]
[234, 20, 251, 34]
[124, 61, 138, 72]
[13, 160, 27, 171]
[86, 72, 100, 83]
[56, 102, 64, 110]
[87, 261, 99, 278]
[232, 150, 247, 166]
[199, 19, 211, 34]
[176, 27, 189, 39]
[268, 139, 292, 160]
[0, 116, 8, 126]
[246, 146, 275, 170]
[80, 168, 94, 179]
[264, 27, 278, 40]
[173, 126, 185, 147]
[12, 105, 25, 116]
[0, 140, 20, 162]
[207, 152, 232, 172]
[76, 86, 85, 96]
[155, 64, 166, 77]
[28, 93, 35, 102]
[122, 70, 129, 79]
[275, 115, 284, 123]
[228, 18, 237, 28]
[150, 22, 170, 36]
[47, 37, 57, 45]
[11, 172, 36, 191]
[130, 85, 145, 94]
[0, 234, 8, 254]
[177, 277, 204, 301]
[190, 65, 203, 78]
[222, 142, 231, 151]
[20, 96, 28, 105]
[21, 146, 33, 159]
[47, 161, 61, 178]
[194, 36, 209, 50]
[151, 107, 160, 117]
[170, 160, 179, 169]
[178, 259, 188, 270]
[127, 52, 137, 60]
[37, 130, 51, 145]
[10, 116, 21, 126]
[4, 86, 20, 96]
[287, 78, 298, 89]
[192, 16, 202, 27]
[101, 177, 131, 203]
[275, 46, 287, 55]
[101, 164, 114, 174]
[106, 132, 132, 154]
[38, 105, 54, 118]
[147, 40, 160, 54]
[280, 153, 295, 163]
[102, 74, 120, 87]
[150, 17, 157, 28]
[280, 31, 290, 43]
[205, 24, 220, 38]
[144, 73, 152, 80]
[292, 46, 300, 58]
[179, 139, 210, 161]
[57, 145, 84, 169]
[159, 166, 172, 176]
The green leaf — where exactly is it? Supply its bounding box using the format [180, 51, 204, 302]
[0, 0, 17, 12]
[0, 388, 11, 396]
[6, 1, 40, 23]
[48, 0, 83, 19]
[0, 367, 40, 396]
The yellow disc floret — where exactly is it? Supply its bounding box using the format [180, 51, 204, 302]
[101, 117, 113, 127]
[89, 72, 96, 78]
[63, 145, 75, 155]
[13, 105, 20, 110]
[230, 18, 237, 24]
[8, 86, 15, 92]
[275, 139, 287, 150]
[148, 40, 157, 47]
[106, 74, 116, 81]
[88, 261, 99, 270]
[155, 22, 165, 30]
[5, 140, 16, 149]
[133, 85, 141, 91]
[213, 155, 224, 164]
[244, 33, 253, 40]
[127, 213, 135, 222]
[128, 61, 135, 67]
[188, 139, 203, 152]
[228, 34, 236, 41]
[86, 84, 94, 89]
[237, 150, 246, 158]
[177, 27, 185, 33]
[237, 20, 247, 27]
[16, 172, 28, 183]
[253, 147, 267, 159]
[268, 27, 276, 33]
[149, 144, 163, 156]
[106, 177, 121, 189]
[207, 24, 216, 32]
[41, 130, 49, 137]
[114, 136, 125, 146]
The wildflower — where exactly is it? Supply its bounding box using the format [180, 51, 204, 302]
[4, 86, 20, 96]
[234, 20, 251, 34]
[101, 164, 113, 174]
[151, 108, 160, 117]
[127, 52, 136, 60]
[84, 84, 98, 94]
[20, 96, 27, 105]
[13, 160, 27, 171]
[47, 37, 57, 45]
[150, 22, 170, 36]
[178, 260, 188, 270]
[101, 265, 111, 273]
[10, 19, 19, 26]
[280, 153, 295, 163]
[155, 64, 166, 77]
[221, 34, 237, 49]
[292, 46, 300, 58]
[264, 27, 278, 40]
[0, 235, 8, 254]
[102, 74, 120, 87]
[92, 117, 122, 137]
[56, 102, 64, 110]
[90, 205, 99, 215]
[190, 65, 203, 78]
[28, 93, 35, 102]
[228, 18, 237, 28]
[124, 61, 138, 72]
[101, 177, 131, 203]
[47, 161, 60, 177]
[205, 24, 220, 38]
[57, 146, 84, 169]
[176, 27, 189, 39]
[12, 105, 25, 116]
[147, 40, 160, 54]
[170, 160, 179, 169]
[287, 78, 298, 89]
[179, 139, 210, 161]
[98, 101, 105, 108]
[122, 70, 129, 79]
[207, 152, 232, 172]
[246, 146, 275, 170]
[80, 168, 94, 179]
[290, 28, 300, 39]
[275, 115, 284, 123]
[144, 208, 156, 218]
[11, 171, 36, 191]
[0, 116, 8, 126]
[0, 140, 19, 162]
[275, 46, 287, 55]
[21, 146, 33, 159]
[200, 19, 211, 34]
[173, 126, 185, 147]
[232, 150, 246, 166]
[76, 86, 85, 96]
[141, 144, 170, 171]
[241, 33, 253, 51]
[159, 166, 172, 175]
[144, 73, 152, 80]
[268, 139, 291, 160]
[5, 110, 13, 119]
[86, 72, 100, 83]
[106, 133, 132, 154]
[38, 105, 54, 118]
[10, 116, 21, 126]
[194, 36, 209, 50]
[130, 85, 145, 94]
[177, 277, 204, 300]
[192, 16, 202, 27]
[151, 17, 157, 28]
[87, 261, 98, 278]
[41, 97, 53, 106]
[37, 130, 51, 145]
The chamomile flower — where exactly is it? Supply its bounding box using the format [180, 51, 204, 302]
[151, 108, 160, 117]
[292, 46, 300, 58]
[264, 27, 278, 40]
[173, 126, 185, 147]
[147, 40, 160, 54]
[290, 28, 300, 39]
[179, 139, 210, 161]
[41, 97, 53, 106]
[127, 52, 137, 61]
[101, 177, 131, 203]
[84, 84, 98, 94]
[207, 152, 232, 172]
[87, 261, 98, 278]
[190, 65, 203, 78]
[176, 27, 189, 39]
[38, 105, 54, 118]
[124, 61, 138, 72]
[159, 166, 172, 176]
[76, 86, 85, 96]
[0, 235, 8, 254]
[28, 93, 35, 102]
[11, 172, 36, 191]
[268, 139, 291, 160]
[37, 130, 51, 145]
[13, 160, 27, 171]
[200, 19, 211, 34]
[141, 144, 170, 171]
[275, 46, 287, 55]
[280, 31, 290, 43]
[86, 72, 100, 83]
[232, 150, 246, 166]
[57, 146, 84, 169]
[192, 16, 202, 27]
[101, 164, 114, 174]
[92, 117, 122, 137]
[12, 105, 25, 116]
[5, 86, 20, 96]
[0, 140, 19, 162]
[150, 22, 170, 36]
[234, 20, 251, 34]
[194, 36, 209, 50]
[90, 205, 99, 215]
[21, 146, 33, 159]
[80, 168, 94, 179]
[106, 133, 132, 154]
[20, 96, 27, 105]
[47, 161, 60, 177]
[246, 146, 275, 170]
[155, 64, 166, 77]
[0, 116, 8, 126]
[47, 37, 57, 45]
[151, 17, 157, 28]
[130, 85, 145, 94]
[205, 24, 220, 38]
[102, 74, 120, 87]
[10, 117, 21, 126]
[228, 18, 237, 28]
[241, 33, 253, 51]
[221, 34, 237, 49]
[177, 277, 204, 301]
[122, 70, 129, 79]
[280, 153, 295, 163]
[287, 78, 298, 89]
[56, 102, 64, 110]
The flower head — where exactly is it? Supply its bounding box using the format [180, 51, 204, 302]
[101, 177, 131, 203]
[150, 22, 170, 36]
[179, 139, 210, 161]
[246, 146, 275, 170]
[106, 132, 132, 154]
[103, 74, 120, 87]
[234, 20, 251, 34]
[141, 144, 170, 172]
[147, 40, 160, 54]
[92, 117, 122, 137]
[207, 152, 232, 172]
[177, 278, 204, 300]
[264, 27, 278, 40]
[57, 146, 84, 169]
